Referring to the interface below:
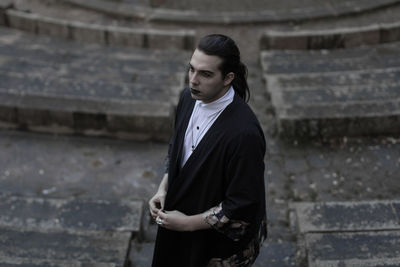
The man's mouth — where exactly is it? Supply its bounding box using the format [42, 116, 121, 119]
[190, 88, 200, 95]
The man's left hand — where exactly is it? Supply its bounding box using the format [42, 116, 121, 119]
[156, 210, 193, 232]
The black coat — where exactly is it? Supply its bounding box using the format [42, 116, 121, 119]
[152, 88, 266, 267]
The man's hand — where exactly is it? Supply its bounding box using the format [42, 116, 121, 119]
[156, 210, 192, 232]
[149, 174, 168, 219]
[149, 190, 166, 219]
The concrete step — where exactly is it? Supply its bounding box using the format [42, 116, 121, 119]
[63, 0, 400, 24]
[261, 20, 400, 50]
[0, 194, 143, 266]
[0, 27, 189, 141]
[2, 8, 195, 50]
[253, 242, 297, 267]
[267, 68, 400, 88]
[0, 194, 143, 233]
[261, 43, 400, 138]
[0, 27, 188, 69]
[291, 201, 400, 267]
[271, 84, 400, 107]
[260, 0, 400, 50]
[261, 44, 400, 74]
[306, 231, 400, 267]
[291, 201, 400, 233]
[0, 228, 131, 267]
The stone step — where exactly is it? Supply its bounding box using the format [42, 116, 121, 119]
[0, 72, 175, 141]
[253, 242, 297, 267]
[271, 84, 400, 106]
[261, 43, 400, 62]
[0, 59, 183, 86]
[261, 44, 400, 74]
[0, 27, 189, 68]
[0, 27, 188, 141]
[267, 68, 400, 88]
[276, 103, 400, 137]
[291, 201, 400, 233]
[261, 43, 400, 138]
[291, 201, 400, 267]
[305, 231, 400, 267]
[0, 194, 143, 233]
[63, 0, 400, 24]
[0, 194, 143, 266]
[0, 227, 131, 267]
[261, 20, 400, 50]
[2, 9, 195, 50]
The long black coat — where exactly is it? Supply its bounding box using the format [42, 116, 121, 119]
[152, 88, 266, 267]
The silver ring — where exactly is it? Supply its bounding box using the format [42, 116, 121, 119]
[156, 217, 163, 226]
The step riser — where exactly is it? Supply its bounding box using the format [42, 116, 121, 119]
[262, 22, 400, 50]
[307, 232, 400, 267]
[263, 54, 400, 74]
[64, 0, 400, 24]
[279, 115, 400, 139]
[3, 10, 195, 50]
[0, 95, 173, 142]
[268, 69, 400, 88]
[0, 228, 130, 267]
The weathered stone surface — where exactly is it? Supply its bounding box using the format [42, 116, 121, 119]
[36, 16, 69, 39]
[4, 9, 195, 50]
[254, 242, 297, 267]
[261, 22, 400, 50]
[268, 68, 400, 88]
[0, 26, 188, 141]
[70, 21, 106, 44]
[0, 0, 13, 9]
[292, 201, 400, 233]
[0, 194, 143, 233]
[64, 0, 400, 24]
[0, 228, 130, 267]
[306, 231, 400, 267]
[6, 9, 38, 33]
[145, 29, 189, 50]
[107, 26, 144, 47]
[0, 0, 12, 25]
[261, 42, 400, 138]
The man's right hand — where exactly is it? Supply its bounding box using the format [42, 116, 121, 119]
[149, 190, 166, 219]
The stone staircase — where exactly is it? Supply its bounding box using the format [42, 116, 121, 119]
[0, 1, 195, 50]
[64, 0, 400, 24]
[0, 26, 189, 141]
[291, 201, 400, 266]
[261, 42, 400, 139]
[0, 193, 143, 266]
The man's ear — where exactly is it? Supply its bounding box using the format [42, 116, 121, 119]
[224, 72, 235, 86]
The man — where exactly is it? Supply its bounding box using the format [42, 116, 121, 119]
[149, 34, 267, 267]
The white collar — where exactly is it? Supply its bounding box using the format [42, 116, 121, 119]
[195, 86, 234, 117]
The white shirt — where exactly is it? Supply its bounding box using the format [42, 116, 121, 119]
[181, 87, 235, 167]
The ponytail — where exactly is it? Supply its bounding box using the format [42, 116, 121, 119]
[232, 62, 250, 102]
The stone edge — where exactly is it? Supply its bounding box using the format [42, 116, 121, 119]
[261, 21, 400, 50]
[2, 9, 195, 50]
[63, 0, 400, 25]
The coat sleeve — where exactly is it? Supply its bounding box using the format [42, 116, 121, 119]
[203, 129, 266, 241]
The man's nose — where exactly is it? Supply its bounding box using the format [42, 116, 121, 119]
[190, 72, 199, 85]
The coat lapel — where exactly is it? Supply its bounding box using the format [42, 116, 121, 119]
[168, 98, 195, 186]
[166, 99, 237, 208]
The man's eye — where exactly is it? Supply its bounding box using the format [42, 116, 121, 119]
[202, 72, 212, 77]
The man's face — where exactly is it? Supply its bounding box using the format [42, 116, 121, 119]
[188, 49, 234, 103]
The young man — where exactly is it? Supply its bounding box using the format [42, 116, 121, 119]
[149, 34, 267, 267]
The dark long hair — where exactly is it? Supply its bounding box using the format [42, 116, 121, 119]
[197, 34, 250, 102]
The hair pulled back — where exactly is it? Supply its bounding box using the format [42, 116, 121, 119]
[197, 34, 250, 102]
